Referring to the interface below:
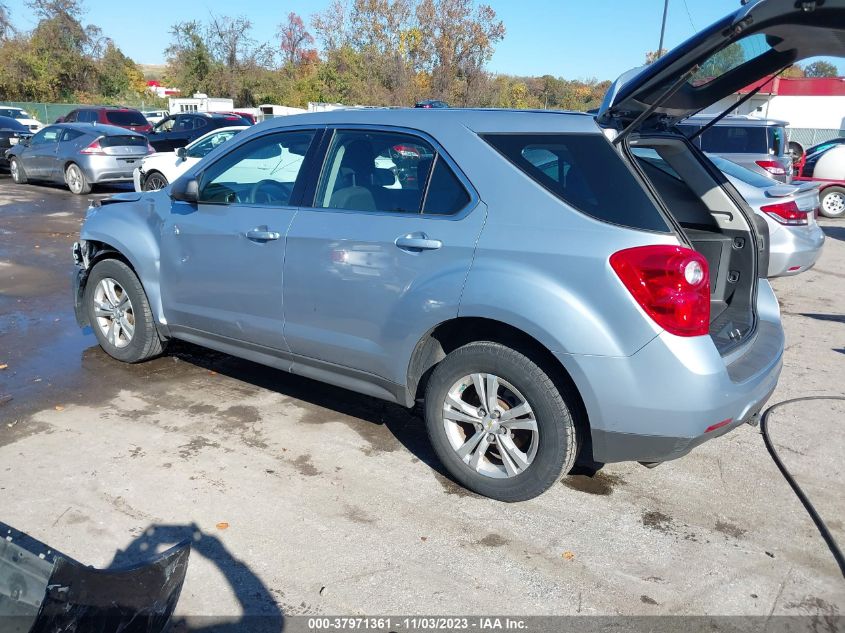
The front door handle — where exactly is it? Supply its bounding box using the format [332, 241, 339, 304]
[394, 233, 442, 252]
[245, 228, 281, 242]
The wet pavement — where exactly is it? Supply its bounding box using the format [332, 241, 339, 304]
[1, 173, 844, 622]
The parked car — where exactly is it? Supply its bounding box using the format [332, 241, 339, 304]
[791, 144, 845, 218]
[133, 126, 248, 191]
[72, 0, 845, 500]
[636, 148, 824, 277]
[142, 110, 170, 126]
[221, 111, 257, 124]
[0, 107, 43, 133]
[57, 106, 153, 135]
[414, 100, 449, 108]
[7, 123, 153, 194]
[146, 112, 252, 152]
[0, 116, 33, 170]
[678, 115, 792, 182]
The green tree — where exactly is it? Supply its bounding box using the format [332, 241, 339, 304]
[694, 42, 745, 83]
[164, 21, 213, 96]
[804, 60, 838, 78]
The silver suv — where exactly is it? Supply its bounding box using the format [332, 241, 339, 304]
[71, 0, 845, 501]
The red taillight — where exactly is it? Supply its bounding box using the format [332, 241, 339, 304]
[393, 144, 420, 158]
[760, 200, 808, 226]
[79, 138, 106, 155]
[610, 245, 710, 337]
[755, 160, 786, 176]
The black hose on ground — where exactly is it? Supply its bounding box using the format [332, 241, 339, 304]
[760, 396, 845, 579]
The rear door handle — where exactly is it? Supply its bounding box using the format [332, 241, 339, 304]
[394, 233, 442, 252]
[245, 228, 281, 242]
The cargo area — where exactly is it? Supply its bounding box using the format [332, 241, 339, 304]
[629, 137, 758, 355]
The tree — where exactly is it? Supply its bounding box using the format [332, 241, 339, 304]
[693, 42, 745, 84]
[0, 2, 13, 40]
[311, 0, 350, 53]
[165, 21, 213, 96]
[645, 49, 667, 65]
[804, 60, 838, 78]
[277, 12, 315, 69]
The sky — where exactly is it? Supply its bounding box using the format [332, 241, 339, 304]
[4, 0, 844, 79]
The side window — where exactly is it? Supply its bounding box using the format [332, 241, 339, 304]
[316, 130, 434, 213]
[31, 127, 60, 145]
[174, 117, 194, 131]
[78, 110, 96, 123]
[64, 110, 78, 122]
[193, 117, 208, 130]
[198, 130, 315, 206]
[422, 158, 470, 215]
[156, 117, 175, 133]
[483, 133, 669, 232]
[60, 129, 85, 143]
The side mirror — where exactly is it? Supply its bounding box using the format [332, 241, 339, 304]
[170, 177, 199, 203]
[176, 147, 186, 160]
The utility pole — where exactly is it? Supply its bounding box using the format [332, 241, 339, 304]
[658, 0, 669, 58]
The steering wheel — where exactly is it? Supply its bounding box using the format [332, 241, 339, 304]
[249, 180, 292, 205]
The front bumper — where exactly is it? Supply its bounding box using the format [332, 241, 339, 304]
[560, 280, 784, 464]
[133, 166, 145, 192]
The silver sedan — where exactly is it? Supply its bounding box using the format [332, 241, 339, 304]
[5, 123, 151, 194]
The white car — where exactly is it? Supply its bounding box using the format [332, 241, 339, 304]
[0, 107, 43, 132]
[133, 126, 247, 191]
[142, 110, 170, 126]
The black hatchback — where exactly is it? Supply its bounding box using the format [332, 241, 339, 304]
[0, 116, 32, 169]
[146, 112, 252, 152]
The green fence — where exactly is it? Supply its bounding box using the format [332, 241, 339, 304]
[0, 100, 163, 124]
[787, 127, 845, 150]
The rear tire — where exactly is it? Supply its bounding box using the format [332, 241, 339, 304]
[820, 186, 845, 218]
[424, 341, 578, 502]
[65, 163, 92, 195]
[10, 158, 27, 184]
[84, 259, 165, 363]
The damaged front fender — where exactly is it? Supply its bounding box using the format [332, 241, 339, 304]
[1, 523, 190, 633]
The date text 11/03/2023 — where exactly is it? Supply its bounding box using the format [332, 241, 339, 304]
[307, 617, 528, 631]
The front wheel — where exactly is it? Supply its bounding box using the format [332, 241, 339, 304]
[65, 163, 92, 195]
[84, 259, 165, 363]
[10, 157, 27, 184]
[820, 186, 845, 218]
[424, 341, 579, 502]
[143, 171, 169, 191]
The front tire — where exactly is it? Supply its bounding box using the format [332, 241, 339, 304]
[820, 186, 845, 218]
[424, 341, 578, 502]
[65, 163, 92, 195]
[10, 158, 27, 184]
[84, 259, 165, 363]
[143, 171, 169, 191]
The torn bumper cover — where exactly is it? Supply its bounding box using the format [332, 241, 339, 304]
[1, 523, 190, 633]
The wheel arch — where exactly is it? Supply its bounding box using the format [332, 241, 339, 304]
[407, 316, 594, 463]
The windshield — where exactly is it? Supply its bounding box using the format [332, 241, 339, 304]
[0, 108, 29, 119]
[707, 153, 777, 188]
[186, 129, 241, 159]
[105, 110, 148, 126]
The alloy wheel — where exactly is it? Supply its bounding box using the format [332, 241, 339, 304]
[144, 173, 168, 191]
[93, 277, 135, 349]
[66, 165, 83, 194]
[10, 159, 19, 182]
[442, 373, 539, 479]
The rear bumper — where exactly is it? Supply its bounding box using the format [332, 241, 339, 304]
[78, 155, 143, 184]
[560, 280, 784, 464]
[768, 223, 825, 277]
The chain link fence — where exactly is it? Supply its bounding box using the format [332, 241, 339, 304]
[787, 127, 845, 150]
[0, 100, 161, 124]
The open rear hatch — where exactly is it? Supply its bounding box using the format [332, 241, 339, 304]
[598, 0, 845, 354]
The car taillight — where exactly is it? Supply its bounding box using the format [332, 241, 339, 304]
[393, 144, 420, 158]
[610, 245, 710, 337]
[80, 138, 106, 155]
[760, 200, 808, 226]
[756, 160, 786, 176]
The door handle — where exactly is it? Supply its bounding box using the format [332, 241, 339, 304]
[394, 233, 442, 252]
[245, 228, 281, 242]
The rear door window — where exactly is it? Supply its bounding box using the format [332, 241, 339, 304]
[483, 133, 669, 232]
[315, 130, 435, 213]
[423, 158, 471, 215]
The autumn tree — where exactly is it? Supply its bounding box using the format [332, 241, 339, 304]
[645, 49, 667, 64]
[277, 12, 315, 69]
[0, 2, 13, 40]
[804, 60, 838, 78]
[165, 21, 213, 96]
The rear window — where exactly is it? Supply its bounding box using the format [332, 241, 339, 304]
[105, 110, 148, 126]
[693, 125, 782, 156]
[707, 153, 776, 188]
[99, 135, 148, 148]
[483, 133, 669, 232]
